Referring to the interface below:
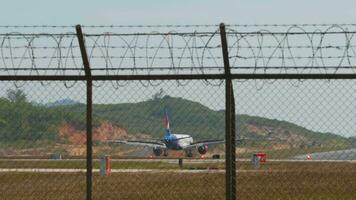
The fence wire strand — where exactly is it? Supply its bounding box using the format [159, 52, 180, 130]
[0, 24, 356, 200]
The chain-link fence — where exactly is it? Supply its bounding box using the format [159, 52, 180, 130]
[0, 81, 87, 200]
[234, 79, 356, 199]
[0, 23, 356, 200]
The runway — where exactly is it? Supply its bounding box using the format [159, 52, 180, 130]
[0, 168, 291, 174]
[293, 148, 356, 160]
[0, 168, 226, 173]
[0, 158, 355, 163]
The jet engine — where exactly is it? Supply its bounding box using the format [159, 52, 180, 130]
[198, 145, 208, 155]
[153, 147, 162, 156]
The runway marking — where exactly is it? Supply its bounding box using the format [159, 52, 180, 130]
[0, 158, 354, 163]
[0, 168, 277, 173]
[0, 168, 226, 173]
[0, 168, 304, 174]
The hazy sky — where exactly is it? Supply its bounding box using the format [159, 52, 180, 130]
[1, 0, 356, 25]
[1, 1, 356, 138]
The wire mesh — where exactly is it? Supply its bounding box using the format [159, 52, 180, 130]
[0, 24, 356, 200]
[234, 79, 356, 199]
[0, 81, 87, 200]
[92, 80, 225, 200]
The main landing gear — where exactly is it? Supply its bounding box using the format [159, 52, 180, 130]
[185, 149, 193, 157]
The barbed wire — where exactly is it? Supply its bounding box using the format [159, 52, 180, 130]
[227, 25, 356, 76]
[1, 24, 356, 88]
[2, 23, 356, 28]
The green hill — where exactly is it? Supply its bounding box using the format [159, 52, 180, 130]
[0, 92, 352, 150]
[92, 96, 225, 140]
[0, 97, 86, 143]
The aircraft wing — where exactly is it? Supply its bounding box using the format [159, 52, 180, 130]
[183, 137, 278, 150]
[107, 139, 167, 148]
[183, 139, 225, 150]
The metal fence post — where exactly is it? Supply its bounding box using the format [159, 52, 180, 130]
[220, 23, 236, 200]
[76, 24, 93, 200]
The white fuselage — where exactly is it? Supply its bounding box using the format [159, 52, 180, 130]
[173, 134, 193, 149]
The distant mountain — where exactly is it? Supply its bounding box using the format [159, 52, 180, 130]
[61, 96, 351, 149]
[88, 96, 351, 149]
[45, 98, 80, 107]
[0, 95, 353, 151]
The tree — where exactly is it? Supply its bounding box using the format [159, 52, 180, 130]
[6, 89, 27, 103]
[152, 88, 164, 100]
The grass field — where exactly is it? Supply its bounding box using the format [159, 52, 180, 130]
[0, 159, 224, 170]
[0, 160, 355, 200]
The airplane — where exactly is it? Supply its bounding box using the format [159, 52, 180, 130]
[109, 110, 225, 157]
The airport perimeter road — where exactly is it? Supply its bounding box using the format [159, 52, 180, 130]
[0, 158, 355, 163]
